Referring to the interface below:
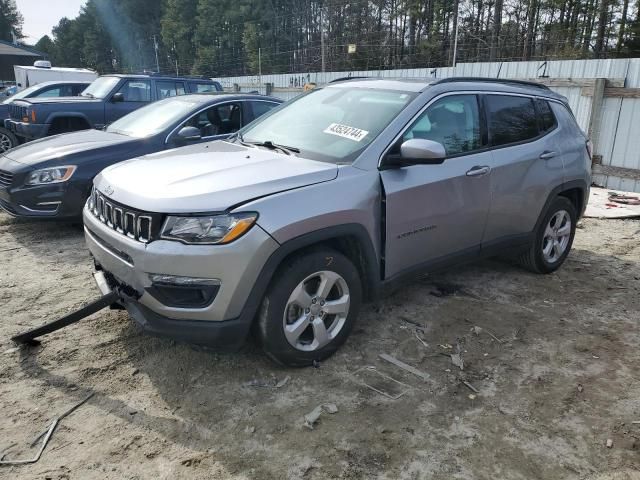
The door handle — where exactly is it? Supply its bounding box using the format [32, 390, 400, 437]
[466, 165, 491, 177]
[539, 151, 557, 160]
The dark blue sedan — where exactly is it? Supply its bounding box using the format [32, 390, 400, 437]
[0, 93, 283, 219]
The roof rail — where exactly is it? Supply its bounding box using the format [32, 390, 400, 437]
[329, 76, 371, 83]
[433, 77, 550, 90]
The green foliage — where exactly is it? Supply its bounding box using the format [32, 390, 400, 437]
[10, 0, 640, 76]
[0, 0, 22, 42]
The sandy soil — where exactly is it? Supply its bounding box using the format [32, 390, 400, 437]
[0, 211, 639, 480]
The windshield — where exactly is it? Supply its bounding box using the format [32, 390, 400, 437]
[81, 76, 120, 99]
[240, 86, 415, 163]
[2, 83, 45, 104]
[106, 97, 200, 138]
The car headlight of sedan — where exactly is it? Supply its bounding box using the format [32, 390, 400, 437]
[26, 166, 76, 186]
[161, 213, 258, 245]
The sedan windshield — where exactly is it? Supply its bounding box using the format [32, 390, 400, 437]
[81, 76, 120, 99]
[240, 86, 415, 163]
[106, 97, 200, 138]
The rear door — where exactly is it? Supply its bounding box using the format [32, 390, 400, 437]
[380, 93, 492, 279]
[481, 94, 564, 247]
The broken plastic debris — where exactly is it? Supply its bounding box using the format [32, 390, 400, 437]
[450, 353, 464, 371]
[303, 404, 339, 430]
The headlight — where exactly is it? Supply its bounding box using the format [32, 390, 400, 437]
[160, 213, 258, 245]
[26, 166, 76, 185]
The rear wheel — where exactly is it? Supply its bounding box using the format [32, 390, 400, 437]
[518, 196, 577, 274]
[0, 127, 18, 152]
[257, 248, 362, 367]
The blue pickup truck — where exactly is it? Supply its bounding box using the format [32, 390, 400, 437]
[5, 74, 222, 141]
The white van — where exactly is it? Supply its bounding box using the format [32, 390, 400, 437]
[14, 61, 97, 92]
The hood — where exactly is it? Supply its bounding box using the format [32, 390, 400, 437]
[4, 129, 136, 165]
[17, 96, 99, 105]
[95, 140, 338, 213]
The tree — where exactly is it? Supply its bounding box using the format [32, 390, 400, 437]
[0, 0, 22, 42]
[34, 35, 55, 57]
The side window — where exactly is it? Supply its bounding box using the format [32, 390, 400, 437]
[71, 84, 88, 95]
[535, 99, 557, 133]
[403, 94, 481, 156]
[35, 86, 63, 98]
[182, 102, 243, 137]
[156, 81, 186, 99]
[194, 83, 218, 93]
[116, 80, 151, 102]
[486, 95, 538, 146]
[251, 101, 279, 120]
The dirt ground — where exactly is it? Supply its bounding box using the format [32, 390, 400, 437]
[0, 211, 639, 480]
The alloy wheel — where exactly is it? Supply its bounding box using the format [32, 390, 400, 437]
[282, 270, 350, 352]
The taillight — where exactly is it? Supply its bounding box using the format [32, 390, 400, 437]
[31, 110, 36, 123]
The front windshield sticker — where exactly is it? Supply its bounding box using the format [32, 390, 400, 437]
[323, 123, 369, 142]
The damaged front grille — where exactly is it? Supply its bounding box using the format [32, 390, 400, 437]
[88, 186, 163, 243]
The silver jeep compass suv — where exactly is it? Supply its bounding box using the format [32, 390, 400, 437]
[83, 78, 591, 366]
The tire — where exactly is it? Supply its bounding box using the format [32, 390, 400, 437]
[0, 127, 18, 153]
[257, 248, 362, 367]
[518, 196, 577, 274]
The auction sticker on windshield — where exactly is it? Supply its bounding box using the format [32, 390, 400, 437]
[324, 123, 369, 142]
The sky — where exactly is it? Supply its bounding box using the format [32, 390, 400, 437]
[15, 0, 86, 44]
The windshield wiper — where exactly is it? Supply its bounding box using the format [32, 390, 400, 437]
[82, 92, 94, 98]
[245, 140, 300, 155]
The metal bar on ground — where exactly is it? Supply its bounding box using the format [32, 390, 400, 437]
[11, 291, 120, 345]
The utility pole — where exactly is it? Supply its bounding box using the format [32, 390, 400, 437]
[152, 35, 160, 73]
[452, 1, 460, 68]
[320, 7, 326, 74]
[258, 47, 262, 86]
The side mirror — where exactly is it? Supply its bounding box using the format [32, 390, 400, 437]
[400, 139, 446, 162]
[111, 92, 125, 103]
[175, 126, 201, 143]
[381, 139, 446, 170]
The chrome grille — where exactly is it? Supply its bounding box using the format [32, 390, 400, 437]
[0, 170, 13, 187]
[88, 187, 160, 243]
[9, 104, 27, 120]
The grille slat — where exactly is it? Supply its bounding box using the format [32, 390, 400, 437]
[0, 170, 13, 187]
[89, 187, 162, 244]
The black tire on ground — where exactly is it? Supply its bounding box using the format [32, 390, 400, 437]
[0, 127, 19, 152]
[518, 196, 577, 274]
[257, 248, 362, 367]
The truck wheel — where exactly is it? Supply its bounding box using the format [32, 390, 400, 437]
[257, 248, 362, 367]
[518, 196, 577, 274]
[0, 127, 18, 152]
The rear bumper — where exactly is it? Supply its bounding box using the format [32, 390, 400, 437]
[5, 119, 49, 140]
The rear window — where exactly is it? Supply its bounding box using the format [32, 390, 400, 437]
[486, 95, 539, 146]
[195, 83, 218, 93]
[536, 99, 557, 132]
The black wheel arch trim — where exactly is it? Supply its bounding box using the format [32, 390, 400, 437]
[236, 223, 381, 326]
[534, 179, 588, 233]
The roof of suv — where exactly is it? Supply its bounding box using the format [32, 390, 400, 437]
[327, 76, 566, 102]
[102, 74, 217, 82]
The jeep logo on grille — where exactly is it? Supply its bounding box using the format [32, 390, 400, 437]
[104, 185, 115, 196]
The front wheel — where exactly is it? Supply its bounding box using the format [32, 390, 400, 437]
[257, 248, 362, 367]
[518, 196, 577, 274]
[0, 127, 18, 152]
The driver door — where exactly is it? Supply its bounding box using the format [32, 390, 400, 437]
[380, 94, 492, 279]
